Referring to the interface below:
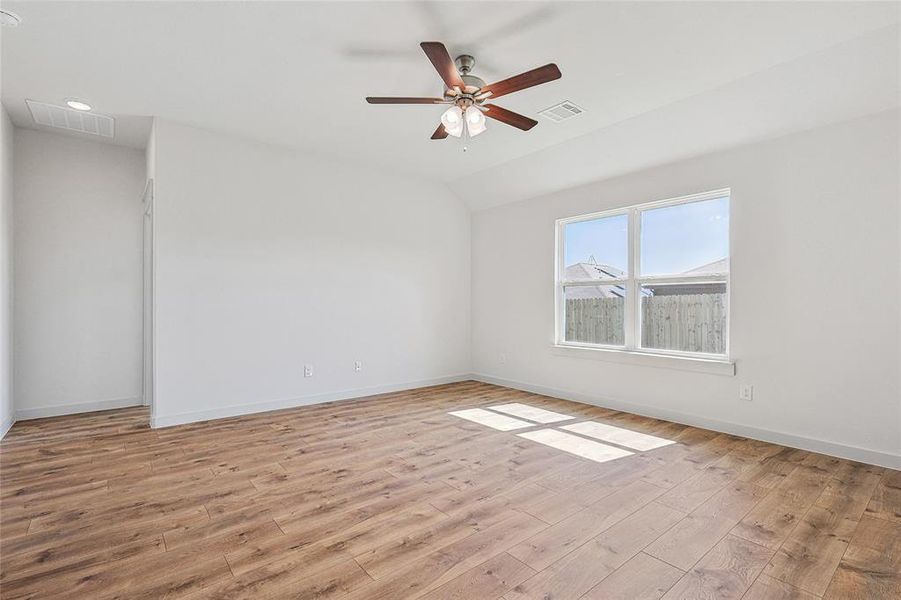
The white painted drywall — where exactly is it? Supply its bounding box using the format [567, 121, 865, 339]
[471, 110, 900, 467]
[149, 119, 470, 427]
[0, 105, 14, 437]
[13, 129, 145, 418]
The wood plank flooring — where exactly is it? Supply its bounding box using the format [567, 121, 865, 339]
[0, 381, 898, 599]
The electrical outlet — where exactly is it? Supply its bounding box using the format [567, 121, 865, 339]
[739, 384, 753, 402]
[304, 364, 313, 378]
[499, 353, 507, 364]
[354, 360, 362, 372]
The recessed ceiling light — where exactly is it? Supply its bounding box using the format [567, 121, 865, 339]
[0, 9, 22, 27]
[65, 99, 92, 112]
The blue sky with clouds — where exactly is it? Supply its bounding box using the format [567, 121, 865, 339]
[564, 196, 729, 275]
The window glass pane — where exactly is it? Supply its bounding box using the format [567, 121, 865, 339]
[563, 214, 628, 280]
[640, 283, 727, 354]
[640, 197, 729, 277]
[564, 285, 625, 346]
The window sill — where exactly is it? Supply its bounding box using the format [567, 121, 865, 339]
[551, 344, 735, 376]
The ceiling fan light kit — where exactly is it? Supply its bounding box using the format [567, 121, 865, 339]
[366, 42, 561, 143]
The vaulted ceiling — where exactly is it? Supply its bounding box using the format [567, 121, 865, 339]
[2, 1, 898, 209]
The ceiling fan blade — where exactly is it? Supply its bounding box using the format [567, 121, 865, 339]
[420, 42, 466, 91]
[366, 97, 445, 104]
[479, 63, 561, 99]
[482, 104, 538, 131]
[430, 124, 448, 140]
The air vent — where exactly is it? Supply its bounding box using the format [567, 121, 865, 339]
[538, 101, 584, 122]
[25, 100, 115, 138]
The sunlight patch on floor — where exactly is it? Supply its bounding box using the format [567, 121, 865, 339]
[517, 429, 634, 463]
[561, 421, 675, 451]
[486, 403, 575, 424]
[448, 408, 534, 431]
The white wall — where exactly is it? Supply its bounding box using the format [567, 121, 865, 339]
[471, 110, 900, 468]
[150, 119, 470, 427]
[14, 130, 145, 418]
[0, 105, 14, 437]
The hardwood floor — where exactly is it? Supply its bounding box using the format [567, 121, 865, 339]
[0, 381, 898, 599]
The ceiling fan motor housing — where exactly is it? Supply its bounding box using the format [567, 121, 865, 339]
[452, 54, 486, 95]
[461, 74, 486, 90]
[455, 54, 475, 74]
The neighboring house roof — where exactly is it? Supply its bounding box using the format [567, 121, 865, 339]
[684, 258, 728, 274]
[564, 261, 625, 281]
[563, 256, 728, 300]
[565, 257, 728, 280]
[564, 260, 626, 299]
[646, 257, 727, 296]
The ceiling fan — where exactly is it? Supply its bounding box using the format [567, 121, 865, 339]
[366, 42, 561, 140]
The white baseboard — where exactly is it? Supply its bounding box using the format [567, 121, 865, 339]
[151, 374, 472, 429]
[473, 373, 901, 470]
[0, 416, 14, 440]
[16, 397, 143, 421]
[10, 374, 896, 470]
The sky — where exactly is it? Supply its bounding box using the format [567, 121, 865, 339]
[564, 196, 729, 276]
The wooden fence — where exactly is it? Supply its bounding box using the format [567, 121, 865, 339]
[565, 293, 727, 354]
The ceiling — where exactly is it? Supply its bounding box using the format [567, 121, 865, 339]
[1, 1, 898, 209]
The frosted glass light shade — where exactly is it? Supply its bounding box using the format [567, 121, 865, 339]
[441, 106, 464, 137]
[465, 106, 486, 137]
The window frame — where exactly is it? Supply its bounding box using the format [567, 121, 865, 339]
[555, 188, 731, 360]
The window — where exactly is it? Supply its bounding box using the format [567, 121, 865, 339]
[556, 189, 729, 358]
